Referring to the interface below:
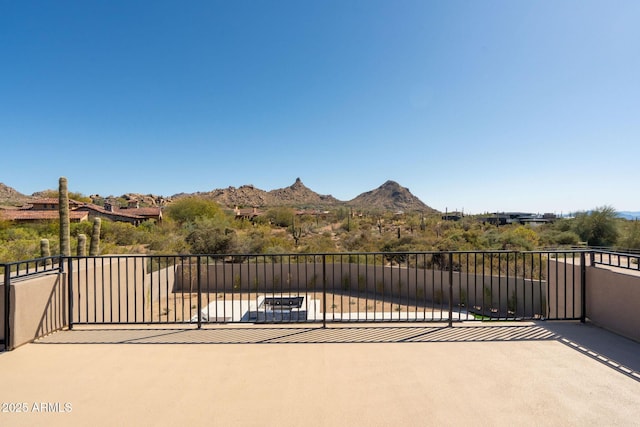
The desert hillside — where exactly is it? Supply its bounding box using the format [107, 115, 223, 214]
[0, 178, 438, 213]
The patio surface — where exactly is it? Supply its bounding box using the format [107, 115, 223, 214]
[1, 321, 639, 426]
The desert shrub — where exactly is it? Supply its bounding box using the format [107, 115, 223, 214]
[235, 225, 272, 254]
[342, 229, 376, 252]
[554, 231, 580, 246]
[166, 197, 227, 224]
[0, 239, 39, 262]
[100, 221, 145, 246]
[572, 206, 619, 247]
[300, 234, 336, 253]
[266, 207, 295, 228]
[618, 220, 640, 250]
[146, 231, 190, 253]
[185, 217, 237, 254]
[71, 221, 93, 237]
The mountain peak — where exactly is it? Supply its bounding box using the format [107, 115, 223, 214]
[290, 177, 305, 189]
[380, 180, 401, 188]
[270, 178, 337, 206]
[349, 181, 435, 213]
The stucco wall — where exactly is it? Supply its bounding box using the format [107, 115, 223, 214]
[3, 258, 174, 349]
[69, 258, 146, 323]
[586, 266, 640, 342]
[0, 283, 5, 343]
[10, 273, 67, 349]
[547, 260, 582, 320]
[175, 263, 547, 317]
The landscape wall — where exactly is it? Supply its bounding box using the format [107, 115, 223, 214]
[175, 263, 547, 317]
[547, 260, 582, 320]
[586, 266, 640, 342]
[9, 272, 67, 349]
[71, 258, 180, 324]
[0, 282, 5, 345]
[70, 258, 147, 323]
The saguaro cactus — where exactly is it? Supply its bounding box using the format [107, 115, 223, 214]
[292, 227, 302, 247]
[291, 216, 302, 246]
[40, 238, 52, 266]
[77, 234, 87, 256]
[59, 177, 70, 256]
[90, 217, 101, 256]
[40, 238, 51, 258]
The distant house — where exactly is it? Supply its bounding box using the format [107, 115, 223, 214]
[75, 202, 163, 225]
[0, 198, 161, 226]
[0, 208, 89, 223]
[125, 207, 163, 222]
[27, 198, 83, 211]
[0, 198, 89, 223]
[481, 212, 556, 226]
[442, 212, 463, 221]
[74, 203, 143, 225]
[517, 213, 556, 227]
[234, 206, 262, 220]
[113, 201, 163, 223]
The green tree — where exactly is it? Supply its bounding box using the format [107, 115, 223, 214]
[572, 206, 619, 247]
[266, 207, 295, 228]
[235, 225, 271, 254]
[166, 197, 226, 224]
[618, 220, 640, 250]
[185, 217, 236, 254]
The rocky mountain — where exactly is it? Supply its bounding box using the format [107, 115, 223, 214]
[186, 178, 341, 208]
[194, 185, 271, 207]
[191, 178, 435, 213]
[267, 178, 341, 206]
[0, 178, 437, 213]
[119, 193, 169, 206]
[348, 180, 436, 213]
[0, 183, 31, 206]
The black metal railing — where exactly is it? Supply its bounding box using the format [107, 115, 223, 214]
[591, 250, 640, 272]
[59, 250, 588, 328]
[2, 250, 604, 351]
[2, 256, 62, 279]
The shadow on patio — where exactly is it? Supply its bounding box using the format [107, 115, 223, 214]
[34, 321, 640, 382]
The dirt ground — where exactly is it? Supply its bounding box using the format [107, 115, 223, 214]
[141, 291, 447, 323]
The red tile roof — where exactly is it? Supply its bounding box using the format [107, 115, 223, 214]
[75, 204, 145, 219]
[29, 198, 83, 206]
[120, 207, 162, 218]
[0, 210, 89, 221]
[2, 199, 161, 224]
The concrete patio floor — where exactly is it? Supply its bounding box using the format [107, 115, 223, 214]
[1, 321, 639, 426]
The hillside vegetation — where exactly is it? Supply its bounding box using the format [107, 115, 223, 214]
[1, 197, 639, 263]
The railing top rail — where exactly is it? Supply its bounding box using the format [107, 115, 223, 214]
[591, 249, 640, 257]
[590, 249, 640, 272]
[2, 249, 595, 267]
[0, 256, 62, 280]
[124, 249, 590, 257]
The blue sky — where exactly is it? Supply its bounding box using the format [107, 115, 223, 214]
[1, 0, 639, 214]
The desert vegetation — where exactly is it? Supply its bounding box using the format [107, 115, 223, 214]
[0, 194, 638, 263]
